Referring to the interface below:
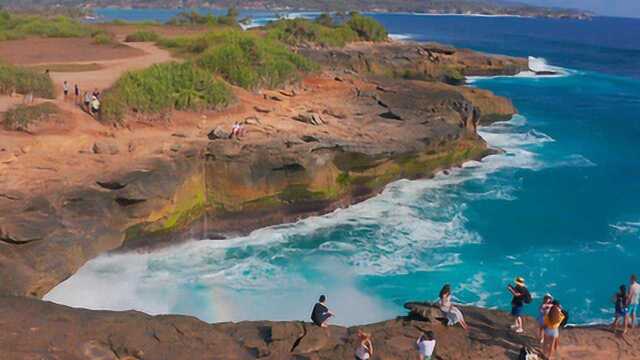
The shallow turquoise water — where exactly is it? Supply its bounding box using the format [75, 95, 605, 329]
[46, 12, 640, 326]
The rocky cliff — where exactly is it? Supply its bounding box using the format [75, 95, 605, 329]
[0, 296, 635, 359]
[0, 68, 515, 298]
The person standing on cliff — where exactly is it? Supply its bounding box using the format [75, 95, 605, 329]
[311, 295, 334, 327]
[537, 293, 554, 343]
[508, 276, 531, 333]
[63, 81, 69, 99]
[612, 284, 629, 334]
[543, 303, 565, 359]
[628, 274, 640, 328]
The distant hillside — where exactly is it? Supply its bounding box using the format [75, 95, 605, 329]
[0, 0, 594, 20]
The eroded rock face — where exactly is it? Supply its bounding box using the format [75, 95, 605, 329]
[1, 297, 637, 360]
[301, 42, 528, 85]
[0, 74, 508, 298]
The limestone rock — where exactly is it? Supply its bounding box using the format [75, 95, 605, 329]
[92, 141, 119, 155]
[208, 127, 231, 140]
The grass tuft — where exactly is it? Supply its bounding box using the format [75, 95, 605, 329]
[3, 102, 59, 131]
[125, 30, 160, 43]
[0, 11, 92, 40]
[100, 61, 234, 124]
[0, 63, 55, 98]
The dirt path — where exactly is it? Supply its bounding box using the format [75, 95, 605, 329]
[49, 41, 174, 98]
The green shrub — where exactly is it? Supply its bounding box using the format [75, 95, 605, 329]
[266, 18, 358, 47]
[3, 102, 59, 131]
[0, 11, 92, 40]
[346, 13, 388, 42]
[442, 67, 465, 85]
[166, 9, 239, 28]
[197, 31, 316, 89]
[0, 63, 55, 98]
[160, 30, 316, 89]
[100, 62, 234, 124]
[315, 13, 335, 27]
[91, 30, 115, 45]
[265, 14, 387, 47]
[125, 30, 160, 42]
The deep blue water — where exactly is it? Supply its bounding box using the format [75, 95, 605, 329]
[47, 11, 640, 325]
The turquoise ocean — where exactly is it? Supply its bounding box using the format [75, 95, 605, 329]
[45, 11, 640, 326]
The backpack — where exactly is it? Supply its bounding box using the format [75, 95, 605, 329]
[560, 308, 569, 328]
[523, 288, 532, 304]
[518, 346, 540, 360]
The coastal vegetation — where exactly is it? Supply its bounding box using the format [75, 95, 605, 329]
[265, 13, 388, 47]
[2, 102, 59, 131]
[196, 31, 316, 88]
[160, 30, 316, 89]
[0, 63, 55, 98]
[100, 62, 233, 124]
[166, 9, 239, 28]
[124, 30, 160, 42]
[0, 10, 92, 40]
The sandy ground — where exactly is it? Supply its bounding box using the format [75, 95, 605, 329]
[0, 37, 145, 65]
[0, 36, 362, 204]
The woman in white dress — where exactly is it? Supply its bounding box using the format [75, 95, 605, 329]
[439, 284, 469, 330]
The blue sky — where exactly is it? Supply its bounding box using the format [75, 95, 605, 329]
[520, 0, 640, 18]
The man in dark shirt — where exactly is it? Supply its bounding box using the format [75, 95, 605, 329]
[508, 276, 530, 333]
[311, 295, 334, 327]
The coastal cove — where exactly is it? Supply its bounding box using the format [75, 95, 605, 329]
[1, 8, 640, 360]
[42, 11, 640, 327]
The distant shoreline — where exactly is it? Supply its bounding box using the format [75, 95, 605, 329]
[91, 7, 591, 21]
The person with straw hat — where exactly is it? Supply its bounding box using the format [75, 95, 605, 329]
[507, 276, 531, 333]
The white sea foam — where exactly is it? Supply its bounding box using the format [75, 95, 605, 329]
[389, 33, 416, 41]
[609, 221, 640, 235]
[409, 12, 529, 18]
[467, 58, 571, 84]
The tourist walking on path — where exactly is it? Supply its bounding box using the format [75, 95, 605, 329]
[74, 84, 80, 104]
[83, 92, 91, 112]
[543, 303, 566, 359]
[438, 284, 469, 330]
[537, 293, 554, 343]
[507, 276, 531, 333]
[417, 331, 436, 360]
[311, 295, 334, 327]
[63, 81, 69, 99]
[354, 330, 373, 360]
[90, 96, 101, 117]
[628, 274, 640, 328]
[612, 284, 629, 334]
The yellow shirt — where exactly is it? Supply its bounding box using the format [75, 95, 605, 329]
[544, 313, 565, 329]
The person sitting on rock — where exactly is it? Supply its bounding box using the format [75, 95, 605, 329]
[230, 122, 245, 139]
[417, 331, 436, 360]
[508, 276, 531, 333]
[311, 295, 333, 327]
[438, 284, 469, 330]
[355, 329, 373, 360]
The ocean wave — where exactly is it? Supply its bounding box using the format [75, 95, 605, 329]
[609, 221, 640, 235]
[549, 154, 597, 168]
[467, 58, 571, 84]
[389, 33, 416, 41]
